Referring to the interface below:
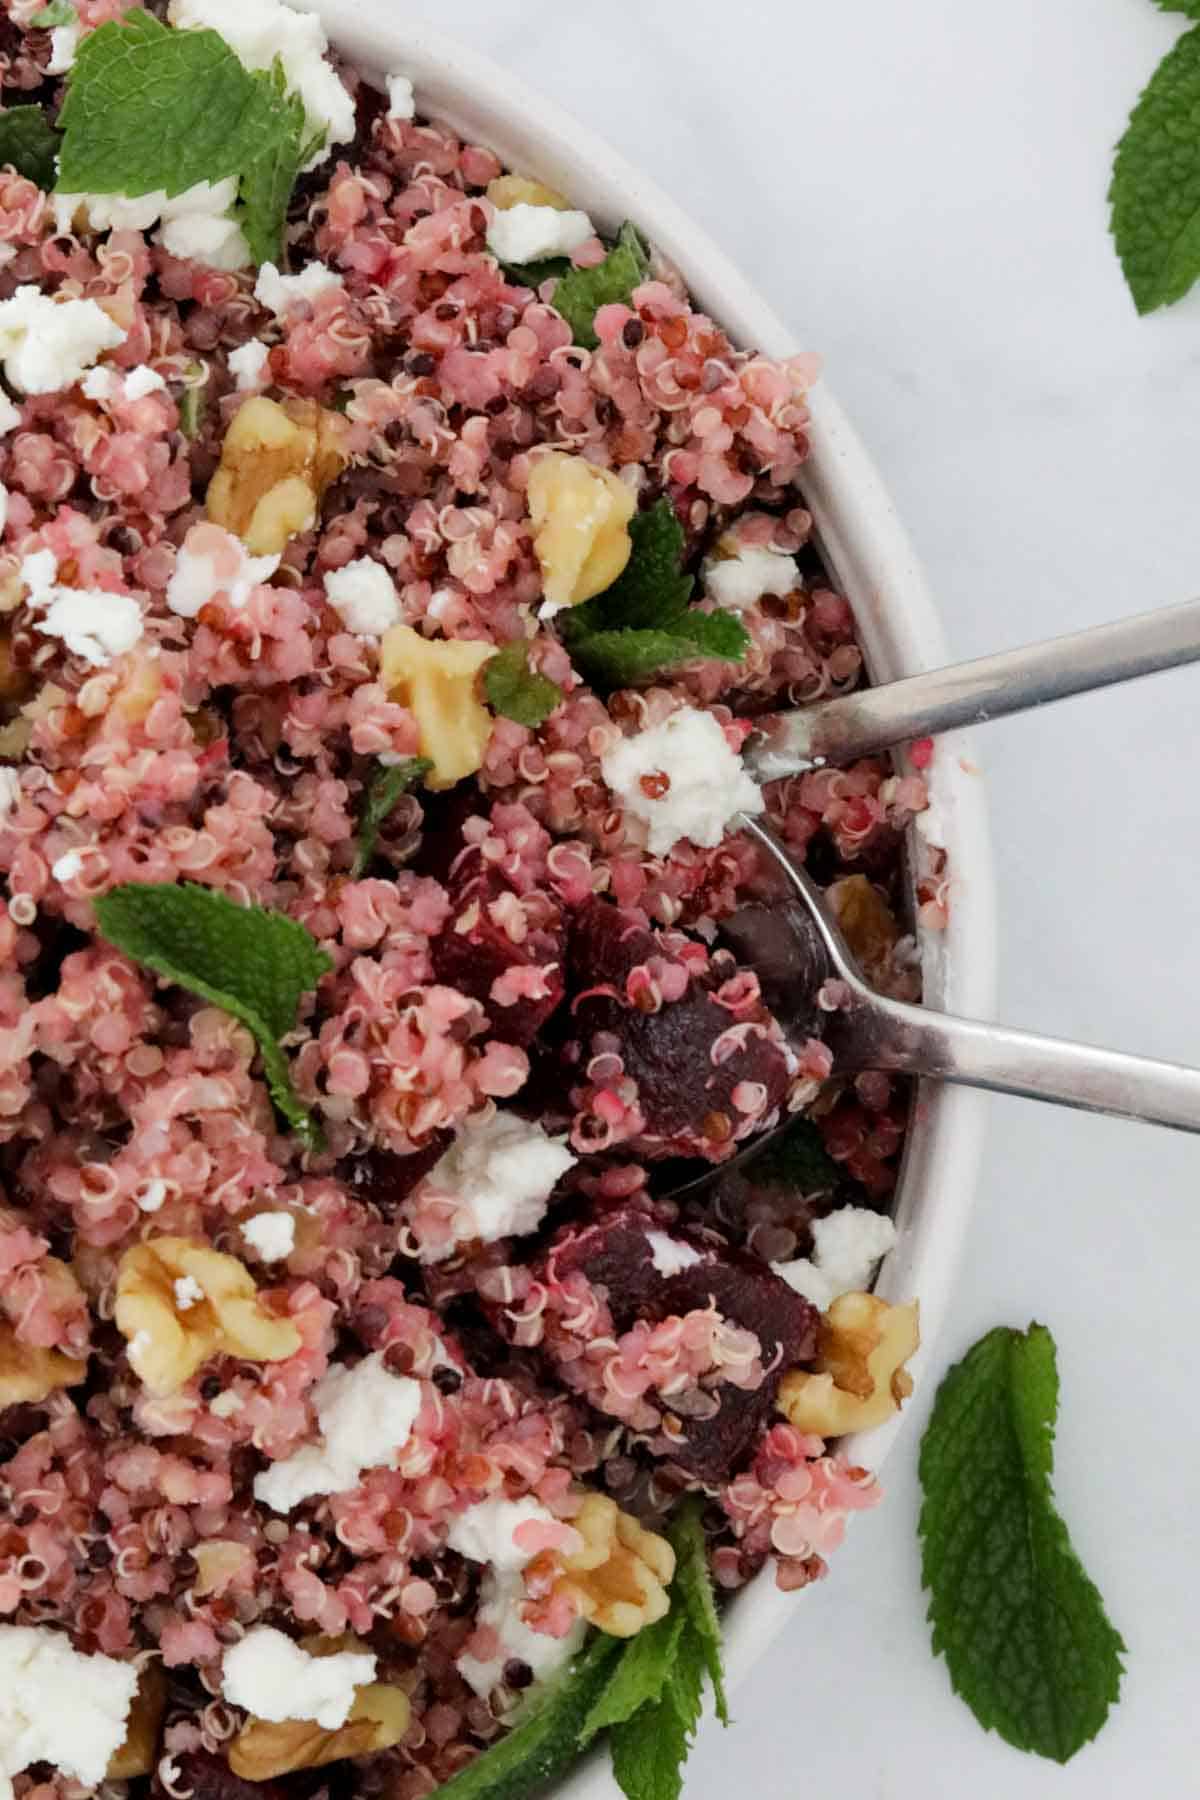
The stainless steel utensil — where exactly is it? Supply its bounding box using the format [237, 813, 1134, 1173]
[745, 595, 1200, 779]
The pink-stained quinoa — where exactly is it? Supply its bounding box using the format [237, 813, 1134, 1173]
[0, 6, 943, 1797]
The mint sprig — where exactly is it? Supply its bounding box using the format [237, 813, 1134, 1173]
[351, 757, 432, 878]
[0, 106, 62, 189]
[1111, 18, 1200, 310]
[578, 1611, 684, 1746]
[667, 1496, 729, 1726]
[569, 498, 694, 634]
[919, 1324, 1125, 1763]
[95, 882, 331, 1148]
[610, 1653, 703, 1800]
[30, 0, 76, 27]
[745, 1113, 840, 1198]
[552, 221, 650, 350]
[483, 643, 563, 728]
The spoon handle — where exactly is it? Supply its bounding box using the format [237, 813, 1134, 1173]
[745, 595, 1200, 778]
[857, 997, 1200, 1133]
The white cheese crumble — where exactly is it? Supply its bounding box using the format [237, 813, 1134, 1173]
[646, 1230, 703, 1278]
[46, 22, 80, 75]
[123, 365, 166, 401]
[51, 850, 83, 883]
[0, 393, 20, 434]
[386, 73, 415, 120]
[703, 540, 800, 612]
[83, 365, 165, 404]
[773, 1206, 898, 1313]
[0, 479, 8, 538]
[323, 557, 402, 638]
[253, 1352, 422, 1513]
[166, 526, 280, 618]
[457, 1570, 585, 1700]
[0, 1624, 138, 1795]
[55, 180, 251, 272]
[173, 1275, 205, 1311]
[486, 203, 594, 267]
[228, 338, 271, 390]
[0, 768, 20, 819]
[254, 260, 345, 318]
[421, 1110, 577, 1264]
[0, 287, 126, 394]
[169, 0, 355, 163]
[23, 548, 143, 668]
[136, 1179, 168, 1214]
[446, 1495, 556, 1572]
[600, 706, 763, 858]
[210, 1390, 244, 1418]
[241, 1211, 295, 1262]
[221, 1626, 374, 1731]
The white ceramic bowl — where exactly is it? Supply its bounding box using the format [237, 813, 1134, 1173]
[307, 0, 999, 1758]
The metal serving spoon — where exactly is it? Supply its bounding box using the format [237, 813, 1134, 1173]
[744, 594, 1200, 777]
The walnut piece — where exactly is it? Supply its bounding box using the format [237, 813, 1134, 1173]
[487, 174, 571, 211]
[776, 1292, 920, 1437]
[114, 1237, 301, 1397]
[207, 396, 349, 556]
[526, 452, 636, 613]
[558, 1492, 674, 1638]
[107, 1664, 167, 1780]
[193, 1539, 254, 1598]
[379, 624, 496, 790]
[228, 1636, 410, 1781]
[0, 626, 33, 706]
[0, 1325, 86, 1406]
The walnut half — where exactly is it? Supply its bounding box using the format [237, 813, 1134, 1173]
[228, 1637, 410, 1781]
[379, 625, 496, 790]
[0, 1326, 86, 1407]
[114, 1237, 301, 1397]
[207, 396, 349, 556]
[776, 1292, 920, 1437]
[526, 453, 636, 614]
[557, 1492, 674, 1638]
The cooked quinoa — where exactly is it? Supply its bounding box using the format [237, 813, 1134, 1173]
[0, 3, 939, 1796]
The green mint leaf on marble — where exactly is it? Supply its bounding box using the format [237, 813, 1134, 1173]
[95, 881, 331, 1147]
[667, 1496, 729, 1726]
[553, 219, 650, 349]
[609, 1642, 704, 1800]
[432, 1634, 621, 1800]
[30, 1, 76, 27]
[919, 1323, 1125, 1763]
[569, 499, 693, 636]
[352, 757, 432, 878]
[746, 1114, 840, 1198]
[1110, 24, 1200, 311]
[483, 643, 563, 729]
[0, 105, 62, 189]
[578, 1611, 685, 1747]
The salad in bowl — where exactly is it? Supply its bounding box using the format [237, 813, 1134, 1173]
[0, 3, 949, 1796]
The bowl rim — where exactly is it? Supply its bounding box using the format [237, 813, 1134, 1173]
[305, 0, 999, 1752]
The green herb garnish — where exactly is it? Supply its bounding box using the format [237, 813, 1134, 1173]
[552, 220, 650, 349]
[351, 757, 432, 878]
[919, 1324, 1125, 1763]
[745, 1114, 840, 1198]
[30, 0, 76, 27]
[578, 1611, 685, 1746]
[1111, 10, 1200, 309]
[483, 643, 562, 728]
[667, 1496, 730, 1726]
[0, 106, 63, 190]
[56, 10, 312, 264]
[561, 499, 749, 690]
[500, 254, 571, 289]
[95, 882, 331, 1148]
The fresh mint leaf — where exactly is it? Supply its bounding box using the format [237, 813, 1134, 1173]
[746, 1114, 840, 1197]
[0, 106, 62, 189]
[609, 1645, 703, 1800]
[483, 643, 562, 728]
[668, 1497, 729, 1726]
[1153, 0, 1200, 13]
[501, 254, 571, 288]
[568, 500, 693, 636]
[432, 1634, 620, 1800]
[564, 616, 747, 690]
[1110, 25, 1200, 312]
[919, 1324, 1125, 1763]
[352, 757, 432, 878]
[30, 0, 75, 27]
[94, 882, 331, 1147]
[236, 62, 308, 268]
[553, 220, 650, 350]
[578, 1610, 684, 1747]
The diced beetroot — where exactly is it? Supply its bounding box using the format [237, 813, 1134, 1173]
[563, 899, 791, 1159]
[344, 1134, 453, 1214]
[539, 1202, 684, 1330]
[431, 865, 565, 1046]
[161, 1750, 295, 1800]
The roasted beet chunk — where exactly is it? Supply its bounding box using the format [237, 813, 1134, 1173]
[562, 899, 791, 1160]
[345, 1135, 453, 1214]
[649, 1254, 819, 1480]
[431, 864, 566, 1046]
[539, 1202, 690, 1330]
[160, 1750, 294, 1800]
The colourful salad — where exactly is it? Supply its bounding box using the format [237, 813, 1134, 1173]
[0, 4, 941, 1797]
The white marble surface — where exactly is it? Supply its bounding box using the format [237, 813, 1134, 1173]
[412, 0, 1200, 1791]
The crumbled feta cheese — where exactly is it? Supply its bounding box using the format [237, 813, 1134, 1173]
[137, 1181, 167, 1213]
[123, 365, 166, 401]
[703, 539, 800, 612]
[253, 1353, 422, 1513]
[486, 203, 593, 267]
[83, 365, 165, 404]
[456, 1570, 585, 1700]
[80, 367, 117, 402]
[386, 73, 415, 120]
[23, 549, 144, 668]
[157, 202, 251, 272]
[228, 338, 271, 391]
[221, 1626, 374, 1731]
[446, 1496, 557, 1572]
[254, 260, 345, 318]
[0, 287, 126, 394]
[773, 1206, 898, 1312]
[241, 1211, 295, 1262]
[166, 524, 280, 618]
[0, 1625, 138, 1794]
[600, 706, 763, 858]
[421, 1111, 577, 1264]
[0, 768, 21, 819]
[169, 0, 355, 163]
[646, 1231, 703, 1278]
[46, 22, 80, 75]
[323, 558, 401, 638]
[51, 850, 83, 883]
[0, 479, 7, 538]
[210, 1390, 243, 1418]
[55, 180, 251, 272]
[173, 1275, 205, 1311]
[0, 393, 20, 434]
